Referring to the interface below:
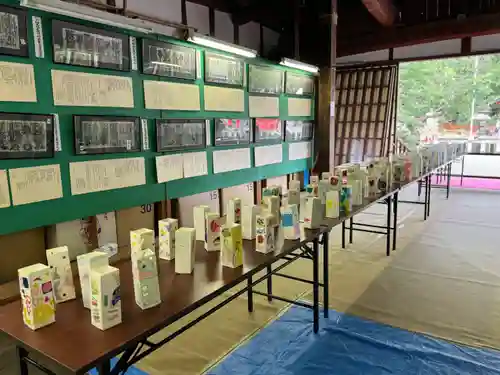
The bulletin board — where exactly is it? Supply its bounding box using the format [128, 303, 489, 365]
[0, 1, 315, 236]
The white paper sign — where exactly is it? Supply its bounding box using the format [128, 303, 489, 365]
[183, 152, 208, 178]
[53, 114, 62, 152]
[130, 36, 138, 71]
[255, 144, 283, 167]
[213, 148, 251, 174]
[205, 120, 211, 146]
[289, 142, 312, 161]
[156, 154, 183, 183]
[32, 16, 45, 58]
[196, 50, 202, 79]
[141, 119, 149, 151]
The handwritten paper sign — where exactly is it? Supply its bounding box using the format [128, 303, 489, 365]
[0, 61, 37, 102]
[213, 148, 251, 174]
[0, 170, 10, 208]
[249, 96, 279, 117]
[9, 164, 63, 205]
[204, 86, 244, 112]
[156, 154, 183, 183]
[51, 70, 134, 107]
[183, 152, 208, 178]
[289, 141, 312, 160]
[70, 157, 145, 195]
[144, 80, 200, 111]
[254, 144, 283, 167]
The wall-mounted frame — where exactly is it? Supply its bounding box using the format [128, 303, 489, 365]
[156, 119, 206, 152]
[0, 5, 28, 57]
[0, 113, 54, 159]
[254, 119, 283, 144]
[142, 39, 197, 80]
[285, 120, 314, 142]
[214, 119, 251, 146]
[52, 20, 130, 71]
[74, 115, 141, 155]
[204, 52, 244, 87]
[285, 72, 315, 96]
[248, 65, 283, 95]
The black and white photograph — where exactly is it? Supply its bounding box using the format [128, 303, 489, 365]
[254, 118, 283, 144]
[286, 72, 315, 96]
[142, 39, 197, 80]
[215, 119, 251, 146]
[285, 120, 314, 142]
[74, 115, 140, 155]
[156, 119, 205, 151]
[248, 65, 284, 95]
[205, 52, 244, 87]
[0, 5, 28, 57]
[52, 20, 130, 71]
[0, 113, 54, 159]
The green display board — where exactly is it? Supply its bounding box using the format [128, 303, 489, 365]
[0, 1, 315, 236]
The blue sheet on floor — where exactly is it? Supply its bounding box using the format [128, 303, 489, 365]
[208, 306, 500, 375]
[89, 357, 147, 375]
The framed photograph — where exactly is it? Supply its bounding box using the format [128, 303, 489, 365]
[285, 120, 314, 142]
[286, 72, 315, 96]
[74, 115, 141, 155]
[254, 119, 283, 144]
[0, 5, 28, 57]
[214, 119, 251, 146]
[142, 39, 196, 80]
[248, 65, 284, 95]
[156, 119, 206, 152]
[52, 20, 130, 71]
[0, 113, 54, 159]
[204, 52, 244, 87]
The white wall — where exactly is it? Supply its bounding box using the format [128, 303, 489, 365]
[239, 21, 261, 52]
[215, 10, 234, 43]
[186, 1, 210, 35]
[126, 0, 182, 36]
[263, 26, 280, 56]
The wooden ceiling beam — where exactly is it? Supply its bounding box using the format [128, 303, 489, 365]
[338, 10, 500, 56]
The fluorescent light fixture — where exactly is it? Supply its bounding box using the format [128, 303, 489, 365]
[188, 33, 257, 58]
[280, 58, 319, 74]
[21, 0, 154, 33]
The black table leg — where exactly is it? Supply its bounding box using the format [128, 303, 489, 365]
[17, 347, 29, 375]
[424, 176, 429, 221]
[322, 232, 329, 318]
[247, 275, 253, 312]
[349, 217, 353, 244]
[341, 221, 346, 249]
[97, 360, 111, 375]
[460, 156, 465, 186]
[386, 195, 392, 257]
[266, 265, 273, 302]
[393, 191, 398, 251]
[427, 175, 432, 217]
[418, 180, 422, 197]
[312, 238, 320, 333]
[446, 162, 451, 199]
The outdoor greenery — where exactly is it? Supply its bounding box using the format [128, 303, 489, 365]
[397, 54, 500, 145]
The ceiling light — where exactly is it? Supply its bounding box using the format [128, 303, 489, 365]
[188, 33, 257, 58]
[280, 58, 319, 74]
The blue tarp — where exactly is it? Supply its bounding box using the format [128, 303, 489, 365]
[89, 357, 147, 375]
[209, 305, 500, 375]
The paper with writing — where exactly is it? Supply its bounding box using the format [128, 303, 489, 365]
[249, 96, 279, 117]
[9, 164, 63, 205]
[70, 157, 145, 195]
[144, 80, 200, 111]
[204, 86, 244, 112]
[156, 154, 183, 183]
[183, 152, 207, 178]
[289, 141, 312, 160]
[0, 61, 37, 102]
[51, 70, 134, 107]
[213, 148, 251, 174]
[288, 98, 312, 117]
[255, 144, 283, 167]
[0, 170, 10, 208]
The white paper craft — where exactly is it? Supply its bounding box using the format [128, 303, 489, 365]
[90, 265, 122, 330]
[96, 212, 118, 256]
[303, 197, 322, 229]
[321, 172, 331, 181]
[156, 154, 184, 183]
[130, 228, 155, 256]
[77, 251, 109, 309]
[132, 248, 161, 310]
[19, 264, 56, 330]
[205, 212, 222, 251]
[287, 189, 301, 207]
[318, 180, 330, 205]
[158, 218, 178, 260]
[183, 152, 208, 178]
[255, 213, 275, 253]
[281, 204, 300, 240]
[289, 180, 301, 191]
[46, 246, 76, 303]
[325, 191, 340, 219]
[221, 223, 243, 268]
[194, 205, 210, 241]
[351, 180, 364, 205]
[241, 205, 258, 240]
[175, 228, 196, 274]
[227, 198, 241, 224]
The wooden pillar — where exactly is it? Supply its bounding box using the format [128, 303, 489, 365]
[314, 0, 337, 174]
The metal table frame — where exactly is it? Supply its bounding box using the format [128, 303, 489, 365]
[15, 232, 330, 375]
